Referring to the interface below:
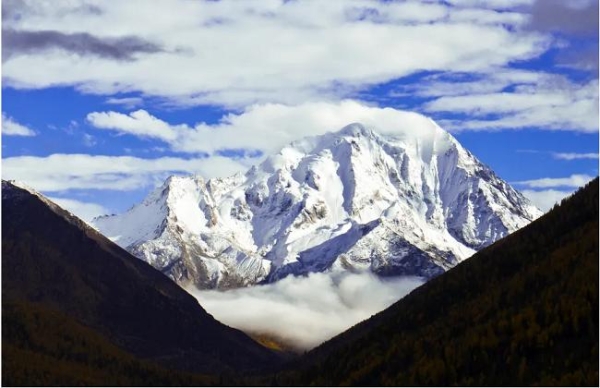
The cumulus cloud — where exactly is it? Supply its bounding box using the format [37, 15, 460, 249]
[2, 112, 36, 136]
[189, 272, 424, 351]
[48, 197, 109, 222]
[2, 0, 548, 106]
[1, 154, 251, 192]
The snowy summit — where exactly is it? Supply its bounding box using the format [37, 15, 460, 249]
[93, 118, 542, 289]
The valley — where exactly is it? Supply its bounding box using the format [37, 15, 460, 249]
[3, 176, 597, 386]
[2, 2, 598, 385]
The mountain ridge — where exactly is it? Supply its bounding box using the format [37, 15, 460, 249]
[93, 120, 541, 289]
[2, 180, 279, 376]
[271, 177, 598, 386]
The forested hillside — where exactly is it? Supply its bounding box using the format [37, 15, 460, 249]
[276, 178, 598, 386]
[2, 181, 278, 385]
[3, 177, 597, 386]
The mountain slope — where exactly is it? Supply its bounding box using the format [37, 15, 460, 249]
[94, 120, 541, 289]
[2, 301, 219, 386]
[1, 180, 279, 381]
[275, 177, 598, 386]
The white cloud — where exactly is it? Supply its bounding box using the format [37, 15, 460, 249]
[48, 197, 110, 222]
[521, 189, 574, 211]
[401, 69, 551, 98]
[87, 100, 442, 155]
[189, 271, 424, 351]
[444, 0, 535, 9]
[552, 152, 599, 160]
[3, 0, 549, 107]
[427, 90, 572, 114]
[515, 174, 595, 188]
[394, 70, 598, 133]
[447, 8, 528, 25]
[87, 109, 181, 141]
[425, 79, 598, 133]
[105, 97, 144, 109]
[2, 113, 36, 136]
[516, 173, 596, 210]
[1, 154, 251, 192]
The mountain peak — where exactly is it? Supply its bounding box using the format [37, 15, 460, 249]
[336, 122, 375, 138]
[94, 118, 542, 289]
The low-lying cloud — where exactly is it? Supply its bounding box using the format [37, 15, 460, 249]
[189, 272, 424, 351]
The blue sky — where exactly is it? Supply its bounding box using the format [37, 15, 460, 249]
[2, 0, 598, 220]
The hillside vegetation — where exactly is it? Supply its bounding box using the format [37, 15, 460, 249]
[3, 178, 597, 386]
[2, 181, 278, 385]
[3, 301, 218, 386]
[275, 178, 598, 386]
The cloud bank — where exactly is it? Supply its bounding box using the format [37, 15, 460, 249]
[189, 271, 424, 351]
[2, 0, 596, 219]
[2, 0, 547, 106]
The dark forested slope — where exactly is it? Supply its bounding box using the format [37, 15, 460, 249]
[279, 178, 599, 386]
[2, 181, 278, 385]
[3, 177, 597, 386]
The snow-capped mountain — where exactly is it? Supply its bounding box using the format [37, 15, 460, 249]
[93, 120, 542, 289]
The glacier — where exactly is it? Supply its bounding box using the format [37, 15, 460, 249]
[93, 120, 542, 289]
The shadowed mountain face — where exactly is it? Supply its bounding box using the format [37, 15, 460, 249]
[273, 178, 599, 386]
[1, 181, 279, 383]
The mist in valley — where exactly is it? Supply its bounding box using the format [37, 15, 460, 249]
[189, 271, 424, 351]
